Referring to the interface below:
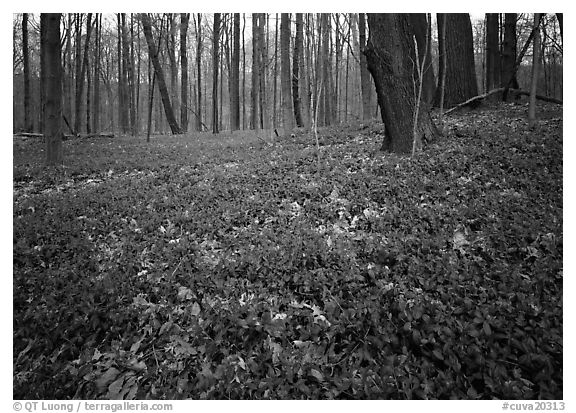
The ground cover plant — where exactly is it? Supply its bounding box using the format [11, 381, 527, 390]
[13, 102, 562, 399]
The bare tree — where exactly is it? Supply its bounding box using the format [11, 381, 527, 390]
[358, 13, 375, 120]
[280, 13, 295, 130]
[230, 13, 240, 131]
[485, 13, 501, 91]
[196, 13, 203, 131]
[141, 13, 181, 134]
[292, 13, 304, 128]
[433, 13, 478, 108]
[212, 13, 221, 134]
[22, 13, 32, 132]
[528, 13, 542, 128]
[502, 13, 519, 92]
[365, 13, 439, 154]
[41, 13, 63, 165]
[180, 13, 189, 132]
[251, 13, 261, 130]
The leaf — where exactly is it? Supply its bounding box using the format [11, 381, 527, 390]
[432, 349, 444, 360]
[106, 375, 125, 399]
[190, 302, 201, 316]
[309, 369, 324, 382]
[95, 367, 121, 393]
[483, 321, 492, 336]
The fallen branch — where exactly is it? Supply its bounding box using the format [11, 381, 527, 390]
[14, 132, 43, 138]
[444, 88, 562, 116]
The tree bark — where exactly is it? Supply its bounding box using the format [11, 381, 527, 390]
[22, 14, 32, 132]
[93, 14, 101, 133]
[230, 13, 240, 131]
[501, 13, 519, 91]
[251, 13, 260, 130]
[485, 13, 501, 92]
[365, 13, 439, 154]
[292, 13, 304, 128]
[141, 13, 181, 134]
[41, 13, 63, 165]
[74, 13, 92, 134]
[212, 13, 221, 134]
[358, 13, 374, 120]
[528, 13, 542, 128]
[167, 14, 179, 123]
[196, 14, 203, 131]
[409, 14, 435, 105]
[434, 13, 478, 108]
[180, 13, 189, 132]
[74, 14, 83, 134]
[556, 13, 563, 41]
[281, 13, 295, 130]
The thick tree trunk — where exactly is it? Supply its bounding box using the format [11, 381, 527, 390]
[292, 13, 304, 128]
[22, 14, 32, 132]
[230, 13, 240, 131]
[273, 13, 279, 128]
[258, 14, 267, 130]
[409, 14, 435, 105]
[141, 13, 181, 134]
[281, 13, 295, 130]
[434, 13, 478, 108]
[485, 13, 501, 92]
[556, 13, 563, 41]
[528, 13, 542, 128]
[168, 14, 179, 123]
[196, 14, 203, 131]
[124, 14, 136, 135]
[93, 14, 101, 133]
[365, 13, 439, 154]
[501, 13, 519, 91]
[242, 14, 246, 129]
[251, 13, 260, 130]
[180, 13, 189, 132]
[41, 13, 63, 165]
[74, 13, 92, 134]
[74, 14, 83, 134]
[212, 13, 221, 134]
[358, 13, 374, 120]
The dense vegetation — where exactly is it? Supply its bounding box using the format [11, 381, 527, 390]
[13, 102, 562, 399]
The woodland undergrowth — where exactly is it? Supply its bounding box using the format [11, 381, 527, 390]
[13, 102, 562, 399]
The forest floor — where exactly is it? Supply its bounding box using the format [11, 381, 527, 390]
[13, 101, 562, 400]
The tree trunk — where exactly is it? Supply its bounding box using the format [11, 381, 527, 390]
[117, 14, 128, 134]
[242, 14, 246, 129]
[180, 13, 189, 132]
[41, 13, 63, 165]
[258, 14, 267, 130]
[281, 13, 295, 130]
[230, 13, 240, 131]
[251, 13, 260, 130]
[22, 14, 32, 132]
[501, 13, 519, 91]
[74, 14, 83, 133]
[292, 13, 304, 128]
[141, 13, 181, 134]
[409, 14, 435, 105]
[125, 14, 136, 135]
[196, 13, 203, 131]
[167, 14, 179, 123]
[528, 13, 542, 128]
[358, 13, 374, 120]
[556, 13, 563, 41]
[365, 13, 439, 154]
[93, 14, 101, 133]
[212, 13, 221, 134]
[485, 13, 501, 91]
[73, 13, 92, 134]
[434, 13, 478, 108]
[273, 13, 279, 128]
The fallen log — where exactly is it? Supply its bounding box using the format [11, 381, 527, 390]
[14, 132, 43, 138]
[444, 88, 562, 116]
